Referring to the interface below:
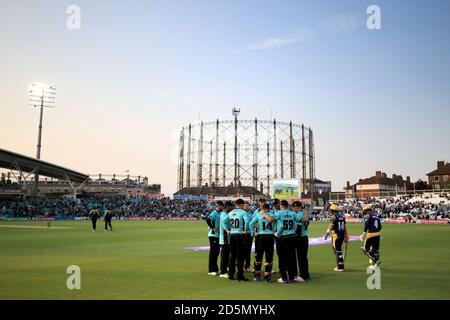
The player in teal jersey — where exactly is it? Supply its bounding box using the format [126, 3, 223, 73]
[252, 197, 266, 218]
[243, 201, 254, 272]
[219, 201, 233, 278]
[205, 201, 223, 275]
[249, 203, 275, 283]
[227, 199, 250, 281]
[272, 198, 281, 275]
[251, 199, 266, 239]
[274, 200, 298, 283]
[292, 201, 310, 282]
[251, 198, 267, 271]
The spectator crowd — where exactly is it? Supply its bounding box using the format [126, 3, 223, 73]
[322, 194, 450, 220]
[1, 193, 449, 221]
[0, 196, 210, 219]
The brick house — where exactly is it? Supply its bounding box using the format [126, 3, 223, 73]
[345, 171, 413, 198]
[426, 161, 450, 190]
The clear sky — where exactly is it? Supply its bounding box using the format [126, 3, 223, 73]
[1, 0, 449, 194]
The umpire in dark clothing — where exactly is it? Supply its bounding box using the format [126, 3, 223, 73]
[104, 209, 113, 231]
[89, 209, 100, 232]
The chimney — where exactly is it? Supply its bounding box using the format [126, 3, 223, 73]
[437, 161, 445, 169]
[346, 181, 350, 188]
[392, 174, 396, 179]
[406, 176, 411, 183]
[359, 179, 363, 183]
[376, 171, 382, 178]
[382, 172, 387, 178]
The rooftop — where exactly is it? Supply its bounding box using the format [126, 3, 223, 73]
[427, 161, 450, 176]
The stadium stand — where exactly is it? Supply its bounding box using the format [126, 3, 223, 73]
[322, 194, 450, 221]
[174, 185, 264, 200]
[0, 196, 211, 220]
[0, 148, 88, 183]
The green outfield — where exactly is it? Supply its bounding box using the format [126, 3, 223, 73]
[0, 220, 449, 300]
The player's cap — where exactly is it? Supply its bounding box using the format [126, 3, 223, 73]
[224, 201, 234, 212]
[224, 201, 234, 207]
[292, 201, 302, 207]
[363, 204, 372, 211]
[280, 200, 289, 207]
[329, 203, 339, 211]
[235, 198, 245, 205]
[215, 201, 224, 207]
[273, 198, 280, 204]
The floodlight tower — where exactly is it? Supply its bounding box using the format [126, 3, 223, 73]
[29, 83, 56, 196]
[232, 107, 240, 185]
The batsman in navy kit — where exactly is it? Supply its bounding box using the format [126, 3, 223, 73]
[205, 201, 223, 275]
[227, 198, 250, 281]
[249, 203, 275, 283]
[360, 204, 382, 267]
[324, 204, 348, 272]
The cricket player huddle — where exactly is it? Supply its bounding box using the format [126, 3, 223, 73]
[205, 198, 382, 284]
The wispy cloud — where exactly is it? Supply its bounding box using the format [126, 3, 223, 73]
[245, 28, 315, 51]
[244, 14, 362, 51]
[321, 14, 363, 34]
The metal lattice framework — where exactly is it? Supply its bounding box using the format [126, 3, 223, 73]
[177, 116, 315, 197]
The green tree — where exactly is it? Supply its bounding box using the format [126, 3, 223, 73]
[414, 179, 429, 190]
[443, 179, 450, 190]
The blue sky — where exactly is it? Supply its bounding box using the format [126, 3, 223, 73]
[0, 0, 449, 194]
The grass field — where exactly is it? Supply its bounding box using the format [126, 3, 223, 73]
[0, 220, 449, 300]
